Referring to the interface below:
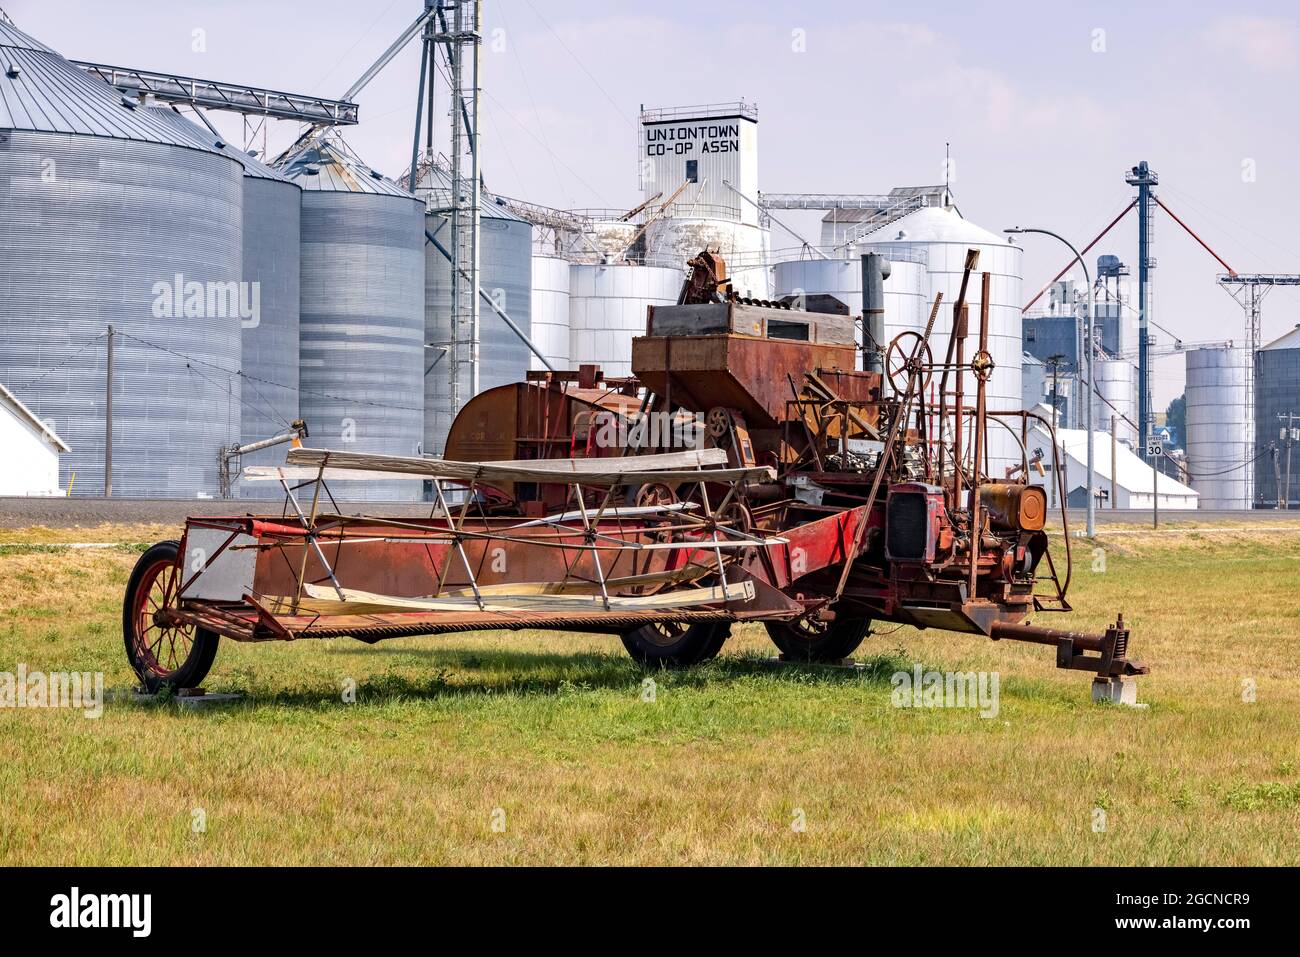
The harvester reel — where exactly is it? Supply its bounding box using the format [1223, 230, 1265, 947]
[886, 331, 933, 395]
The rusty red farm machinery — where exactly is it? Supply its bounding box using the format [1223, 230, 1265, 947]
[124, 248, 1146, 697]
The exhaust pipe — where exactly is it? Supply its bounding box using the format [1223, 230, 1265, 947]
[861, 253, 890, 375]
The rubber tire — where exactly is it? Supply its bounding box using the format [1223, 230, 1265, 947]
[765, 616, 871, 663]
[123, 540, 220, 693]
[621, 621, 731, 668]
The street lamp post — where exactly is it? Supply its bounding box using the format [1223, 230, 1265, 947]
[1005, 227, 1095, 538]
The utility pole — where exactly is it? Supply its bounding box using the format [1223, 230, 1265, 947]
[1045, 353, 1065, 509]
[104, 324, 114, 497]
[1279, 411, 1299, 510]
[1270, 443, 1283, 509]
[1110, 414, 1117, 508]
[1153, 447, 1159, 529]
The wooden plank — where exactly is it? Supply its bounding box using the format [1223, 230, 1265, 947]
[242, 465, 427, 483]
[281, 447, 775, 485]
[292, 579, 754, 615]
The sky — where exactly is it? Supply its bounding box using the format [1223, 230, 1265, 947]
[8, 0, 1300, 409]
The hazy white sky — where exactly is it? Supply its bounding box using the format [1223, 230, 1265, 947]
[9, 0, 1300, 408]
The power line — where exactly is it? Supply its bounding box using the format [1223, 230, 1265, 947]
[4, 332, 106, 392]
[309, 0, 404, 95]
[480, 86, 614, 207]
[116, 330, 424, 414]
[496, 0, 568, 204]
[1167, 444, 1269, 479]
[520, 0, 636, 129]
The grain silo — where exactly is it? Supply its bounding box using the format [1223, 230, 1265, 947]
[0, 20, 244, 497]
[418, 164, 533, 455]
[1092, 358, 1138, 447]
[861, 206, 1024, 473]
[530, 255, 571, 370]
[279, 136, 424, 501]
[569, 263, 683, 378]
[1256, 326, 1300, 508]
[145, 107, 301, 489]
[1185, 345, 1251, 509]
[772, 255, 927, 367]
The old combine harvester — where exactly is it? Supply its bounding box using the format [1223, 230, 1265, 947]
[124, 249, 1147, 701]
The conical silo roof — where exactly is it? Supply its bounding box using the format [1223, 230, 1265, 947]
[144, 105, 296, 184]
[878, 205, 1011, 245]
[0, 19, 227, 149]
[414, 159, 527, 221]
[277, 134, 415, 198]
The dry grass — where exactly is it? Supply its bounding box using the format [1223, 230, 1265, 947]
[0, 521, 1297, 865]
[0, 522, 178, 545]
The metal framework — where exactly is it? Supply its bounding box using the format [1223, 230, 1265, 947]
[759, 192, 904, 210]
[1124, 162, 1158, 445]
[1219, 273, 1300, 503]
[420, 0, 484, 414]
[755, 188, 944, 246]
[71, 61, 359, 126]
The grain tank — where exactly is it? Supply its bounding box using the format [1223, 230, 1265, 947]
[279, 136, 425, 501]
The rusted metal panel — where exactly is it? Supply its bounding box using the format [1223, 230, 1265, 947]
[632, 334, 857, 426]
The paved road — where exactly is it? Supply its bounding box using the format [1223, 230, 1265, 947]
[4, 496, 1297, 530]
[0, 497, 437, 529]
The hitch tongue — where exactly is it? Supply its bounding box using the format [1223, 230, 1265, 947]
[988, 613, 1148, 679]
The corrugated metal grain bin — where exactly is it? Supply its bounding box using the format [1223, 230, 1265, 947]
[529, 254, 570, 371]
[146, 107, 301, 490]
[0, 21, 243, 497]
[568, 263, 682, 378]
[1185, 345, 1251, 509]
[279, 136, 424, 501]
[418, 164, 533, 456]
[1256, 326, 1300, 508]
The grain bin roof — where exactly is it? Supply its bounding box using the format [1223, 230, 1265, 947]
[877, 205, 1011, 246]
[415, 160, 528, 222]
[1262, 325, 1300, 352]
[145, 105, 296, 184]
[277, 135, 414, 197]
[0, 20, 226, 149]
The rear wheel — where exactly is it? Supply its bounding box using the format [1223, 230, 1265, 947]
[765, 615, 871, 663]
[621, 620, 731, 668]
[123, 541, 220, 693]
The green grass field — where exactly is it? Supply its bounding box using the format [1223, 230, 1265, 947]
[2, 520, 1299, 865]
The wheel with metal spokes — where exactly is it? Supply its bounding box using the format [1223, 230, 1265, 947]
[765, 615, 871, 663]
[634, 482, 677, 510]
[885, 331, 933, 395]
[123, 540, 220, 693]
[620, 620, 731, 668]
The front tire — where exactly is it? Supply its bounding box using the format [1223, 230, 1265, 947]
[123, 540, 220, 692]
[621, 620, 731, 668]
[765, 615, 871, 663]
